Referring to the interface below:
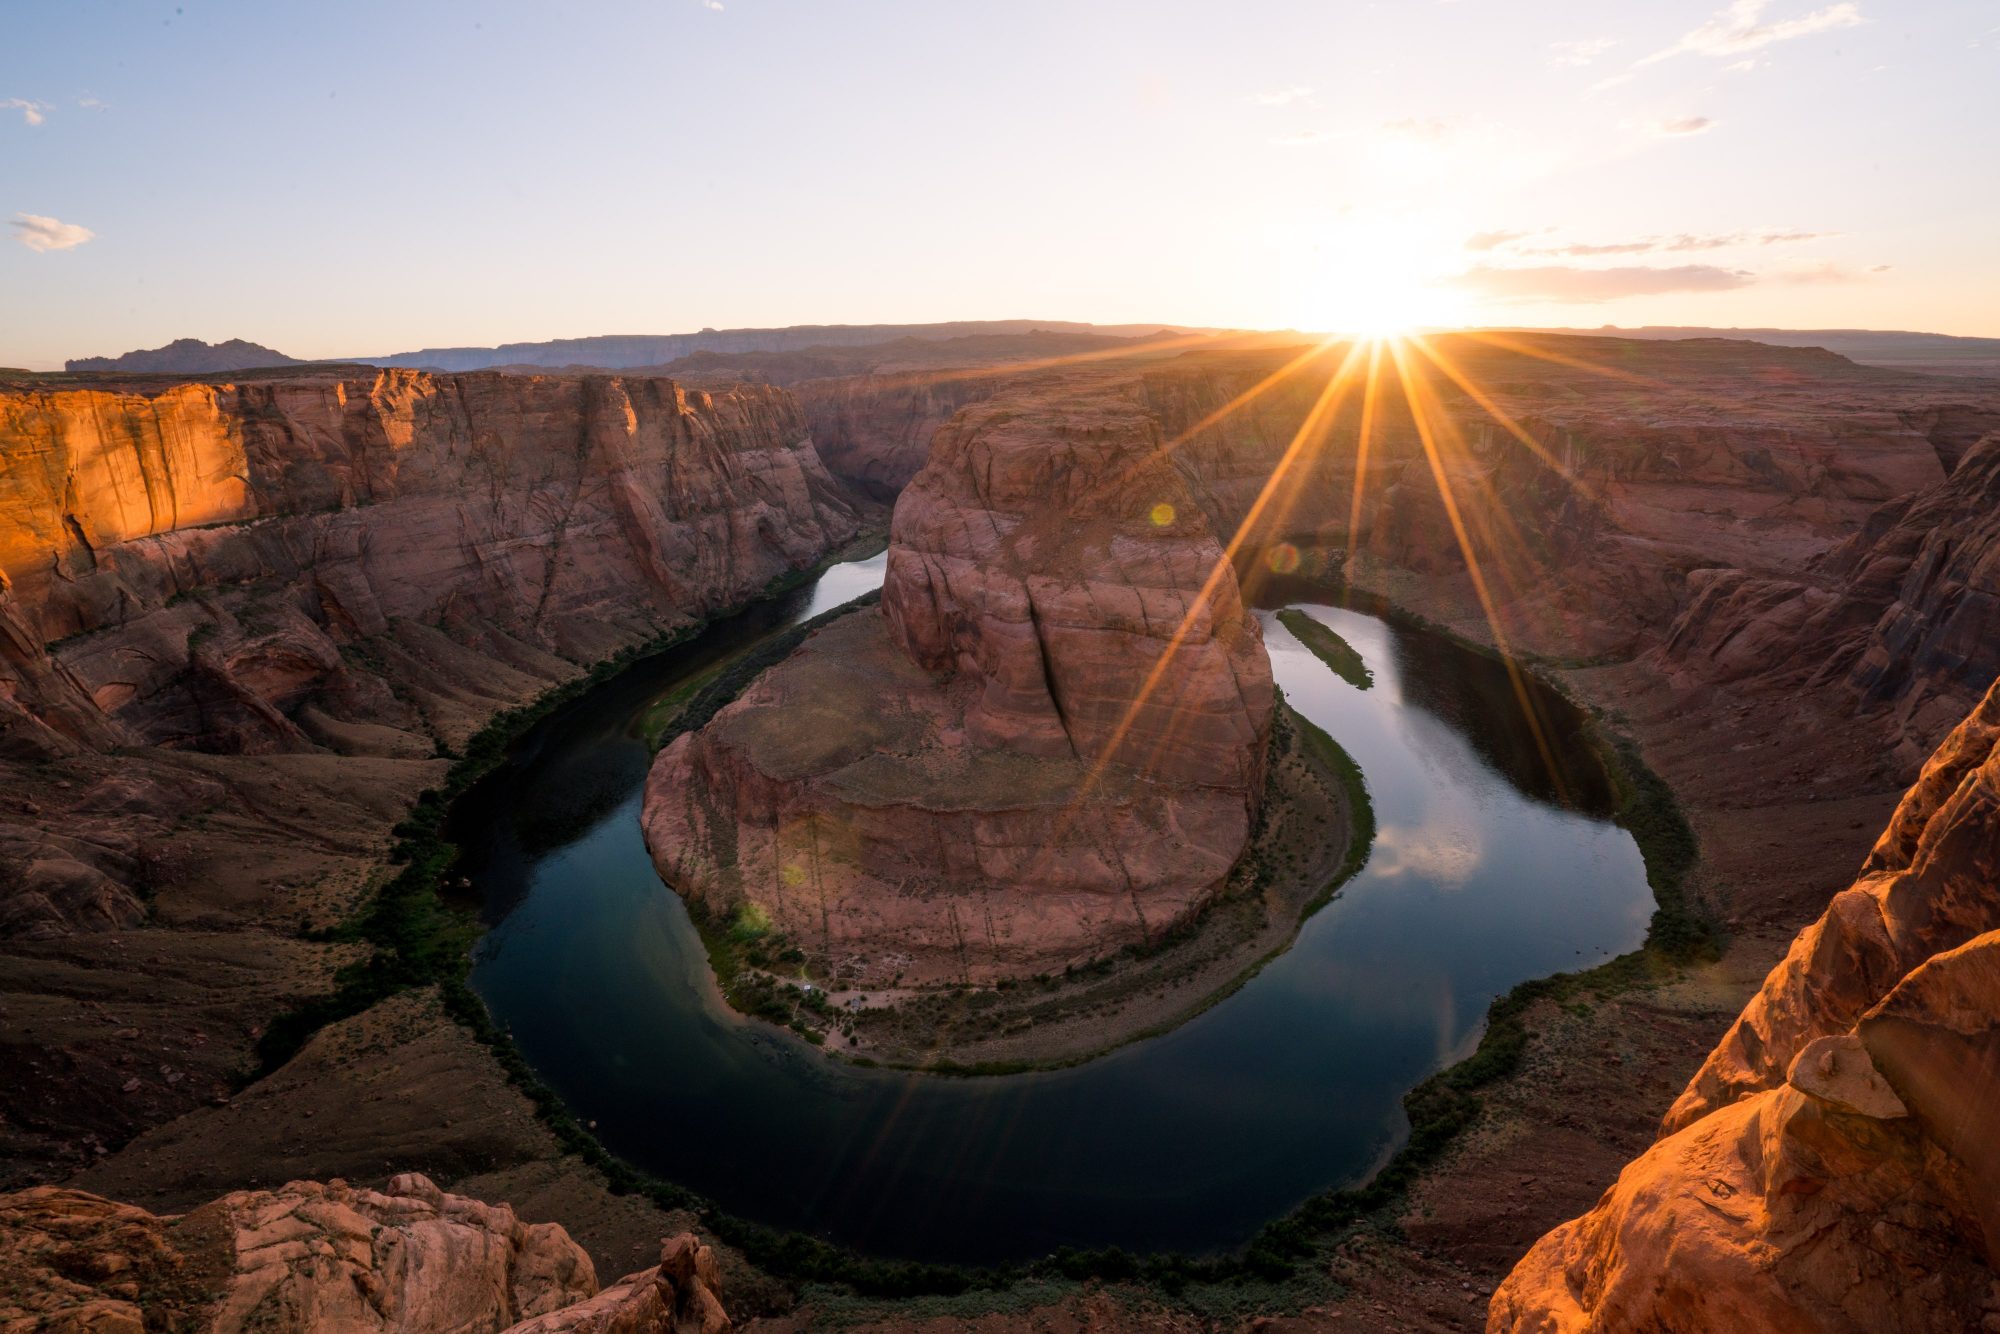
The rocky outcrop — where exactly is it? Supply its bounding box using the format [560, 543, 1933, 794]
[643, 379, 1274, 984]
[1490, 679, 2000, 1331]
[0, 1172, 730, 1333]
[1661, 677, 2000, 1132]
[507, 1234, 729, 1334]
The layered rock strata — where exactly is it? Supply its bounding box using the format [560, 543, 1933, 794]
[0, 1171, 731, 1333]
[0, 366, 865, 1182]
[0, 368, 860, 758]
[1490, 678, 2000, 1331]
[0, 368, 861, 933]
[644, 380, 1274, 984]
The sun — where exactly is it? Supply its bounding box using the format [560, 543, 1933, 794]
[1291, 215, 1470, 339]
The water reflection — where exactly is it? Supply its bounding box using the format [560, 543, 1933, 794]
[460, 564, 1651, 1263]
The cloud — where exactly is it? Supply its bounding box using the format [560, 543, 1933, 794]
[1501, 229, 1838, 258]
[1777, 260, 1886, 284]
[3, 97, 49, 126]
[699, 0, 723, 9]
[1251, 85, 1315, 107]
[77, 95, 108, 110]
[1382, 116, 1450, 140]
[1271, 129, 1335, 147]
[1453, 263, 1755, 302]
[11, 213, 95, 252]
[1550, 37, 1618, 67]
[1531, 240, 1659, 256]
[1655, 115, 1718, 136]
[1465, 229, 1533, 252]
[1639, 0, 1863, 66]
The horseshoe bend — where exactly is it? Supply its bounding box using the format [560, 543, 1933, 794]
[7, 10, 2000, 1323]
[642, 381, 1282, 995]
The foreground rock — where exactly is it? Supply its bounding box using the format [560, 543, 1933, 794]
[0, 1171, 729, 1333]
[644, 378, 1273, 985]
[1490, 678, 2000, 1331]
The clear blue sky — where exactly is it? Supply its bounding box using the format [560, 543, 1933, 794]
[3, 0, 1996, 367]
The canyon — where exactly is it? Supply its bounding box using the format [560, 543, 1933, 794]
[2, 328, 1998, 1330]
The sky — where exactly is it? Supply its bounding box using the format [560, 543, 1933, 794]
[3, 0, 1997, 368]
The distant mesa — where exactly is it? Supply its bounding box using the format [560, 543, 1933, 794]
[352, 320, 1223, 374]
[65, 337, 304, 374]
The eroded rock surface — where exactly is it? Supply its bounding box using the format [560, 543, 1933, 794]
[1490, 679, 2000, 1331]
[0, 1172, 638, 1332]
[644, 379, 1273, 984]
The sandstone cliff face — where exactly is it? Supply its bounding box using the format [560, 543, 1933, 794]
[792, 372, 1005, 501]
[1659, 430, 2000, 765]
[643, 379, 1273, 985]
[1490, 679, 2000, 1332]
[0, 369, 862, 935]
[0, 370, 860, 756]
[0, 1172, 730, 1333]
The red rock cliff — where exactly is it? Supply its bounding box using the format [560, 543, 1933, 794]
[642, 378, 1273, 984]
[0, 369, 860, 757]
[1490, 677, 2000, 1331]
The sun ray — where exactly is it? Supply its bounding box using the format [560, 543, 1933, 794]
[1104, 340, 1369, 779]
[1404, 334, 1608, 505]
[1014, 341, 1371, 890]
[1344, 339, 1386, 558]
[1387, 338, 1571, 800]
[1456, 329, 1668, 390]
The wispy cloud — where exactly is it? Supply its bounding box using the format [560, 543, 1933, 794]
[1251, 85, 1316, 107]
[1550, 37, 1618, 67]
[699, 0, 723, 10]
[1382, 116, 1450, 140]
[77, 95, 108, 111]
[1494, 228, 1837, 258]
[1464, 229, 1534, 252]
[1639, 0, 1863, 67]
[1454, 262, 1756, 301]
[1777, 260, 1886, 284]
[1655, 115, 1718, 136]
[11, 213, 95, 252]
[3, 97, 49, 126]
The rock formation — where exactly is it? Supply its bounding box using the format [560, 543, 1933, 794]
[643, 378, 1274, 984]
[0, 1171, 731, 1333]
[1489, 678, 2000, 1331]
